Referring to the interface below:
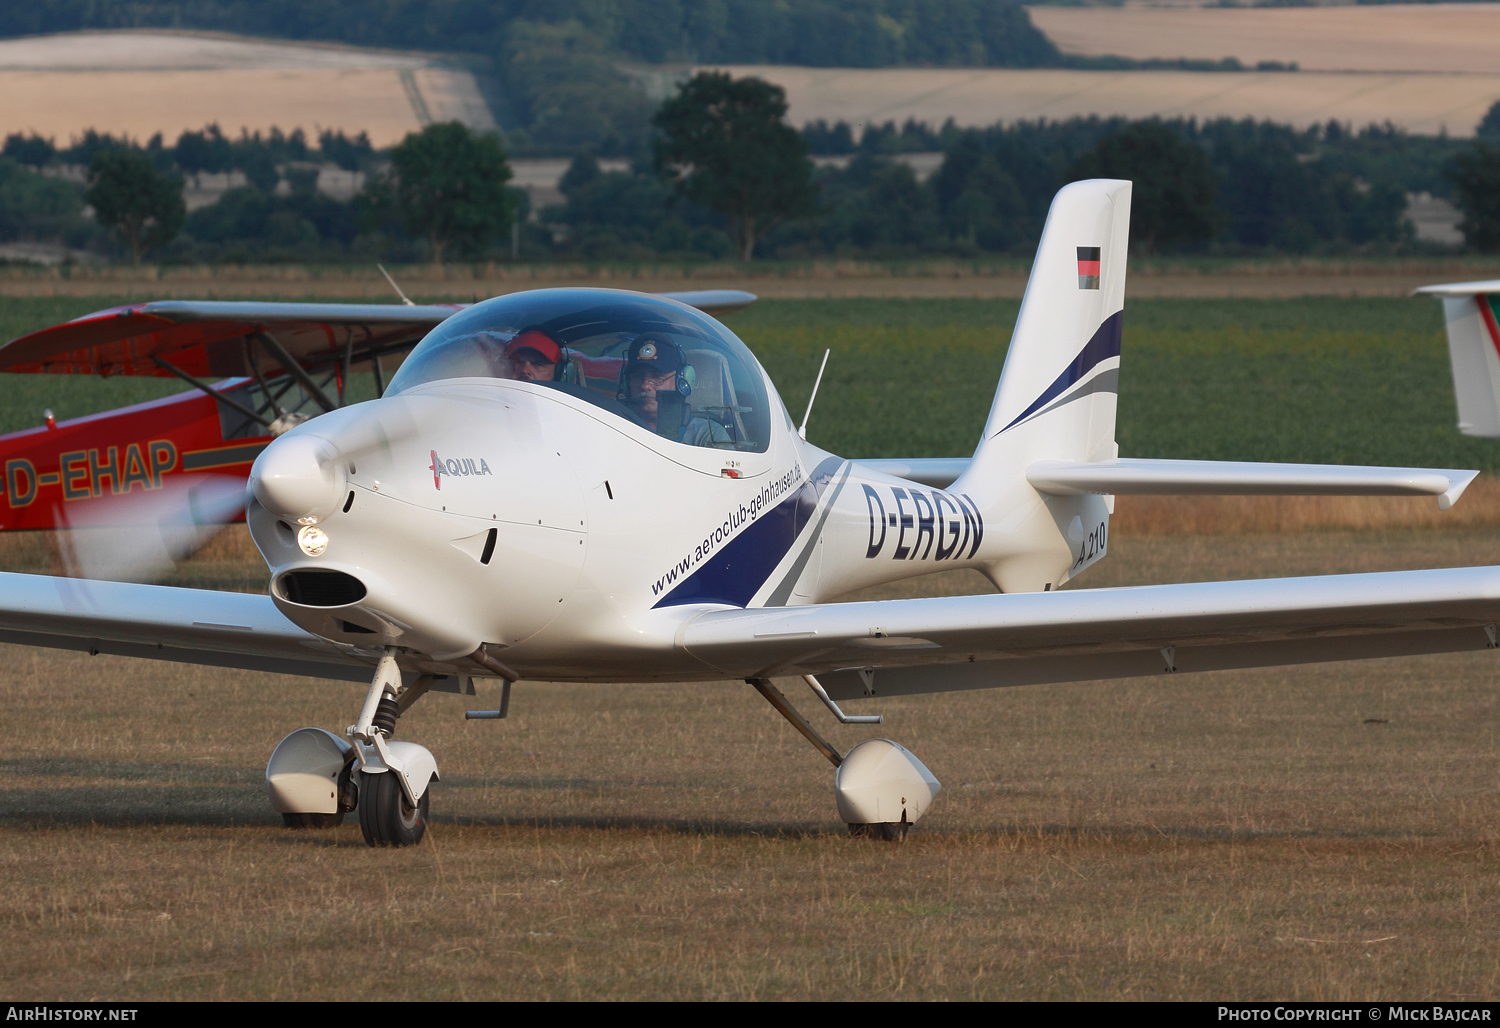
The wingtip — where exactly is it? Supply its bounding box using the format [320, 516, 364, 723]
[1439, 470, 1480, 511]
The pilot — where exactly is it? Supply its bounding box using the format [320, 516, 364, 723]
[504, 328, 563, 382]
[621, 334, 730, 447]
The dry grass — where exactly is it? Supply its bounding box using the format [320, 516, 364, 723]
[1112, 478, 1500, 538]
[3, 528, 1500, 998]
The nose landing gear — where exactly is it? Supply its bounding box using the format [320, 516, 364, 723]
[266, 649, 442, 847]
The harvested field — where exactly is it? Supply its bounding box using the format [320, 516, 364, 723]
[0, 31, 493, 146]
[3, 528, 1500, 999]
[1028, 3, 1500, 75]
[703, 63, 1500, 139]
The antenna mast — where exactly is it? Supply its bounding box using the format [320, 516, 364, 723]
[798, 349, 831, 441]
[378, 263, 416, 306]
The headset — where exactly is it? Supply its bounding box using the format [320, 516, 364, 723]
[505, 326, 578, 385]
[616, 334, 695, 402]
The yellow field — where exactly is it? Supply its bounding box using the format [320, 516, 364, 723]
[708, 63, 1500, 138]
[0, 31, 493, 146]
[1028, 3, 1500, 74]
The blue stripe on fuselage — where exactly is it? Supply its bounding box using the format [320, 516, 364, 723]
[1000, 309, 1123, 434]
[654, 455, 840, 609]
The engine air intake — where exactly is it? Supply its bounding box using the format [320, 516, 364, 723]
[278, 570, 367, 607]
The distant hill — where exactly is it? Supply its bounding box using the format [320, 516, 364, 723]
[1, 1, 1063, 68]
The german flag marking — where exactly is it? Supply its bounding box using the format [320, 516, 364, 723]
[1077, 246, 1101, 290]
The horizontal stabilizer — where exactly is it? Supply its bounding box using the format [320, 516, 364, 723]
[1413, 281, 1500, 298]
[852, 458, 969, 488]
[1026, 458, 1478, 510]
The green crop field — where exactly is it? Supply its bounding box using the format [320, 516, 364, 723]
[2, 295, 1494, 474]
[737, 297, 1500, 473]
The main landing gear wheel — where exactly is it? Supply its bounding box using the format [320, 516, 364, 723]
[358, 769, 429, 847]
[747, 680, 942, 841]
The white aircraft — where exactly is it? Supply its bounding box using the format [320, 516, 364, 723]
[4, 178, 1495, 848]
[1415, 279, 1500, 436]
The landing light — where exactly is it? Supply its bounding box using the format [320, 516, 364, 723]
[298, 524, 329, 556]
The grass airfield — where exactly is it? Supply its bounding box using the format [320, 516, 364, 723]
[2, 294, 1500, 998]
[5, 531, 1500, 1000]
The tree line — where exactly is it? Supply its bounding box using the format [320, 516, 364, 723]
[9, 74, 1500, 265]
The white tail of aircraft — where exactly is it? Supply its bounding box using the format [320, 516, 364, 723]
[951, 178, 1130, 591]
[923, 181, 1476, 595]
[1414, 280, 1500, 437]
[975, 178, 1130, 469]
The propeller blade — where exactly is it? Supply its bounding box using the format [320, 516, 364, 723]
[55, 474, 248, 583]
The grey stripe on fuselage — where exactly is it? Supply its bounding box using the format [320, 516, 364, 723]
[764, 462, 853, 607]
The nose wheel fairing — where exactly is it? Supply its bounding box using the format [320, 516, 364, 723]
[266, 651, 441, 847]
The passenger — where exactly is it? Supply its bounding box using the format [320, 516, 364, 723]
[504, 328, 563, 382]
[620, 334, 730, 447]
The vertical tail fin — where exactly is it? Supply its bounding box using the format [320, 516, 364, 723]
[972, 179, 1131, 474]
[960, 179, 1128, 486]
[1414, 282, 1500, 438]
[953, 178, 1131, 593]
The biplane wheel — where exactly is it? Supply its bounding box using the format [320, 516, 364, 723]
[847, 822, 907, 842]
[282, 811, 344, 829]
[357, 769, 428, 847]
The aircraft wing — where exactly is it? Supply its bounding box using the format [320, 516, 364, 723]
[0, 291, 757, 378]
[679, 566, 1500, 700]
[0, 572, 373, 683]
[1, 565, 1496, 695]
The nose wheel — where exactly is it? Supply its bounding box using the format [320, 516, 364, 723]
[358, 767, 429, 846]
[265, 650, 442, 847]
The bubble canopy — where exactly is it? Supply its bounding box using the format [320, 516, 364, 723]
[386, 289, 772, 452]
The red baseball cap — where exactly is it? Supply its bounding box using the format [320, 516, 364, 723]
[505, 329, 561, 365]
